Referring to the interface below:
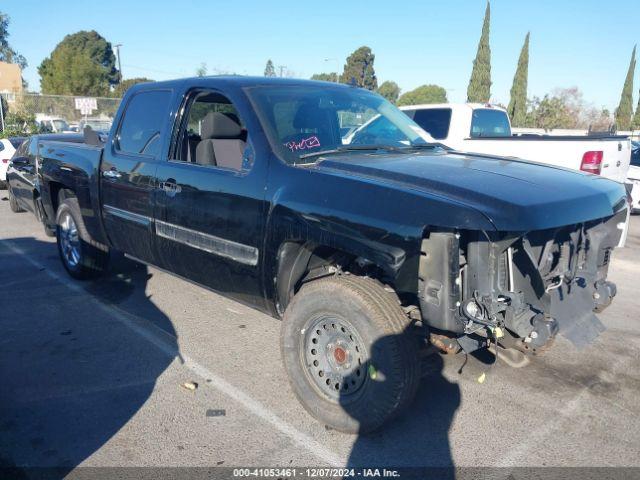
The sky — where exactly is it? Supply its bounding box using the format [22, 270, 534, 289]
[3, 0, 639, 110]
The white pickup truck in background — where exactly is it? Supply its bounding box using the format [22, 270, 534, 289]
[400, 103, 632, 184]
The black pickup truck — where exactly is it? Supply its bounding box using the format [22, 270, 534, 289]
[33, 76, 627, 433]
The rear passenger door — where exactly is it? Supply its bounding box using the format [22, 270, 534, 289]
[100, 89, 173, 263]
[153, 88, 268, 310]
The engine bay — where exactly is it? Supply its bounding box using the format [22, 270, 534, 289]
[418, 208, 628, 353]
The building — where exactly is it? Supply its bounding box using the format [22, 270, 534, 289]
[0, 61, 23, 96]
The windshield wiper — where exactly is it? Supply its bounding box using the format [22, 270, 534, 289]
[298, 144, 405, 160]
[401, 142, 451, 151]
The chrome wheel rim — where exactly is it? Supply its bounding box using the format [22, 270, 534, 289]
[302, 316, 367, 400]
[59, 212, 80, 268]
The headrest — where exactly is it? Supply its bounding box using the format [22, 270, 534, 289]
[293, 103, 334, 130]
[201, 112, 242, 140]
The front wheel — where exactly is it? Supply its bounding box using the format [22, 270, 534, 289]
[281, 275, 421, 433]
[56, 197, 109, 279]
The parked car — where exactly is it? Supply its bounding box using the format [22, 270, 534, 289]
[628, 141, 640, 213]
[35, 115, 74, 134]
[0, 137, 26, 189]
[33, 77, 627, 433]
[397, 103, 631, 183]
[6, 133, 84, 217]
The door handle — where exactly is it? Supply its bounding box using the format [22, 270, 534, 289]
[103, 168, 122, 179]
[160, 179, 181, 197]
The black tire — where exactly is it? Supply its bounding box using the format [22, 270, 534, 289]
[56, 197, 109, 279]
[8, 186, 24, 213]
[281, 274, 421, 433]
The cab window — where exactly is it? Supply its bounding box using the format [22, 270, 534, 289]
[172, 90, 250, 172]
[470, 109, 512, 138]
[408, 108, 452, 140]
[116, 90, 172, 156]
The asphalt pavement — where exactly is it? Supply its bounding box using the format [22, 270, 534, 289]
[0, 196, 639, 473]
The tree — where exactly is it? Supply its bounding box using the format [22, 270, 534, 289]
[523, 87, 609, 130]
[0, 95, 36, 137]
[340, 46, 377, 90]
[264, 59, 276, 77]
[586, 108, 613, 132]
[397, 84, 447, 106]
[377, 81, 400, 104]
[111, 77, 154, 98]
[614, 46, 636, 131]
[525, 95, 573, 130]
[467, 1, 491, 103]
[633, 96, 640, 130]
[195, 62, 207, 77]
[507, 32, 529, 127]
[311, 72, 338, 82]
[38, 31, 119, 96]
[0, 12, 27, 69]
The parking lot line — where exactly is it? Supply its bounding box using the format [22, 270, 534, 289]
[1, 238, 344, 467]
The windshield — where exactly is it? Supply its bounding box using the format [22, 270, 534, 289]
[8, 137, 25, 149]
[631, 141, 640, 167]
[470, 109, 512, 138]
[246, 85, 435, 163]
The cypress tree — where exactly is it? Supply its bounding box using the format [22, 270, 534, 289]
[467, 1, 492, 103]
[507, 32, 530, 127]
[615, 46, 635, 131]
[264, 59, 276, 77]
[632, 86, 640, 130]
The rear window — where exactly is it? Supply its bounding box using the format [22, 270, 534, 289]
[470, 109, 511, 138]
[407, 108, 452, 140]
[116, 90, 172, 156]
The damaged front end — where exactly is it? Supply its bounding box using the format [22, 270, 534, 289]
[418, 208, 627, 354]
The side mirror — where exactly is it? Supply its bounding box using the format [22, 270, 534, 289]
[11, 156, 30, 167]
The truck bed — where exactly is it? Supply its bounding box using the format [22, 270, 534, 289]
[38, 140, 105, 243]
[459, 136, 631, 183]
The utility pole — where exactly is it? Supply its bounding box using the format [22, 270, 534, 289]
[0, 95, 5, 133]
[278, 65, 287, 78]
[114, 44, 123, 82]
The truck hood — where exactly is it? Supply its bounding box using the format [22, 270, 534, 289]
[312, 150, 627, 231]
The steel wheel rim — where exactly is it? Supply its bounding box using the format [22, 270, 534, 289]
[301, 315, 368, 401]
[59, 212, 80, 268]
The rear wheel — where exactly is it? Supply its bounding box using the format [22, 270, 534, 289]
[281, 274, 421, 433]
[56, 197, 109, 279]
[8, 186, 24, 213]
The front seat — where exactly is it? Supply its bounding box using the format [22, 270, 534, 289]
[195, 112, 246, 170]
[282, 103, 338, 151]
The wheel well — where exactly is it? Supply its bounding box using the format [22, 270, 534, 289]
[49, 182, 74, 214]
[275, 241, 386, 315]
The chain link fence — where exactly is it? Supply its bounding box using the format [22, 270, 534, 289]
[0, 92, 121, 137]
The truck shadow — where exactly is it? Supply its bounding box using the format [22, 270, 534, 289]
[342, 335, 460, 473]
[0, 237, 178, 476]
